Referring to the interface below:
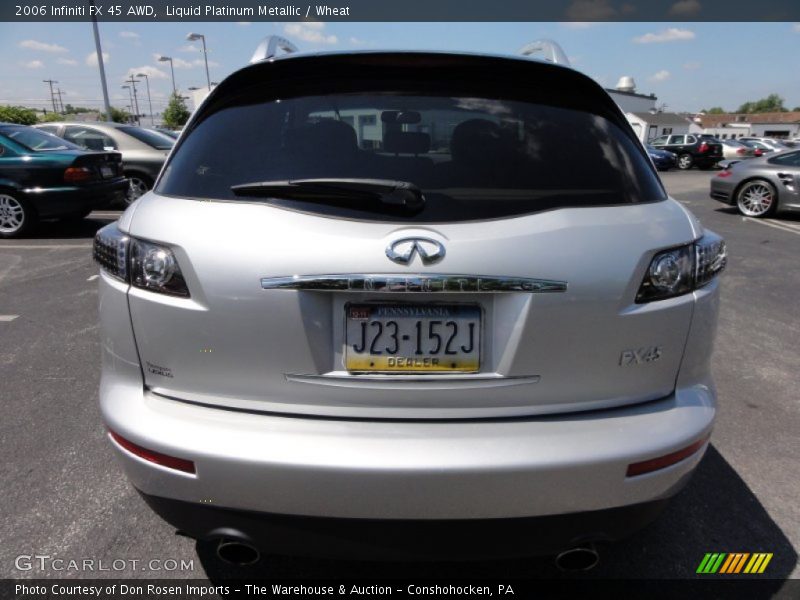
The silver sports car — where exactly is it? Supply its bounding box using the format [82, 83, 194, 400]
[711, 150, 800, 217]
[93, 43, 726, 563]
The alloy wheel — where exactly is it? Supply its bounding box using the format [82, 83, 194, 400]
[737, 181, 775, 217]
[126, 177, 149, 205]
[0, 194, 25, 234]
[678, 154, 693, 170]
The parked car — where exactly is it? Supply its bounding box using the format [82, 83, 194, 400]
[148, 127, 180, 139]
[711, 149, 800, 217]
[720, 139, 757, 160]
[646, 144, 677, 171]
[739, 137, 794, 153]
[0, 123, 126, 238]
[34, 122, 173, 205]
[649, 134, 723, 170]
[93, 46, 726, 562]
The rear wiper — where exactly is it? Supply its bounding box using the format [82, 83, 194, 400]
[230, 178, 425, 211]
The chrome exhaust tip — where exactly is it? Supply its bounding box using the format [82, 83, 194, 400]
[555, 544, 599, 572]
[216, 539, 260, 566]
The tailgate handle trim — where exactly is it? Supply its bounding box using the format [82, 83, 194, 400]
[261, 274, 567, 294]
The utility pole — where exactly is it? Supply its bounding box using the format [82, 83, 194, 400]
[90, 0, 112, 121]
[56, 88, 65, 113]
[125, 76, 141, 125]
[43, 79, 58, 113]
[137, 73, 154, 126]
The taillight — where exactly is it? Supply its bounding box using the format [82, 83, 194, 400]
[92, 223, 190, 297]
[698, 142, 709, 153]
[626, 435, 710, 477]
[636, 233, 727, 303]
[736, 148, 746, 155]
[64, 166, 95, 183]
[754, 149, 763, 157]
[717, 170, 733, 178]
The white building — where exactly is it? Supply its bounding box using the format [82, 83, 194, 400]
[626, 112, 692, 144]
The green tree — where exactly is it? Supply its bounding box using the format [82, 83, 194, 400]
[0, 105, 39, 125]
[39, 112, 64, 123]
[162, 92, 191, 129]
[793, 106, 800, 112]
[736, 94, 786, 114]
[102, 106, 131, 123]
[705, 107, 726, 114]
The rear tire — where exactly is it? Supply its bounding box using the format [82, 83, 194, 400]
[124, 174, 152, 206]
[736, 180, 778, 218]
[677, 153, 694, 170]
[0, 191, 37, 238]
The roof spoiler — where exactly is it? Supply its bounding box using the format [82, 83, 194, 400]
[250, 35, 299, 64]
[519, 39, 571, 67]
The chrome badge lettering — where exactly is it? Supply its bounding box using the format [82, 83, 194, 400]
[620, 347, 662, 366]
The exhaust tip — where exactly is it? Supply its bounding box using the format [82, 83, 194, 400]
[555, 545, 599, 572]
[216, 539, 260, 566]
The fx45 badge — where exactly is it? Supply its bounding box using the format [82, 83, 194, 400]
[620, 346, 662, 366]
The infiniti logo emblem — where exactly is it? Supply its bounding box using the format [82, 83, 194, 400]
[386, 237, 446, 265]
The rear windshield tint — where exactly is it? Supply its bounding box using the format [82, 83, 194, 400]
[118, 126, 174, 150]
[0, 126, 80, 152]
[158, 91, 665, 222]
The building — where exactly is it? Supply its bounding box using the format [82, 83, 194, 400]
[695, 112, 800, 140]
[626, 112, 692, 144]
[605, 75, 658, 114]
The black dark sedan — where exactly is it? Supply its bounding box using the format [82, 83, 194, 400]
[646, 145, 677, 171]
[0, 123, 127, 237]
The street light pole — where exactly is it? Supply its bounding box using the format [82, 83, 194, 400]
[158, 56, 177, 95]
[43, 79, 58, 113]
[90, 0, 112, 121]
[187, 33, 211, 91]
[137, 73, 154, 126]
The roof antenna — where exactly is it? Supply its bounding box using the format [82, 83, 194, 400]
[519, 39, 571, 67]
[250, 35, 299, 64]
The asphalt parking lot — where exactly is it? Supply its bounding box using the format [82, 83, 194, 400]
[0, 171, 798, 585]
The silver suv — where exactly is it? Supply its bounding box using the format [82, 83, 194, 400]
[93, 44, 726, 562]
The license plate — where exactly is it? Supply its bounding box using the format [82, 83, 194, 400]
[100, 165, 114, 178]
[345, 304, 480, 373]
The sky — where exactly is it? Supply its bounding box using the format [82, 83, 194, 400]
[0, 21, 799, 115]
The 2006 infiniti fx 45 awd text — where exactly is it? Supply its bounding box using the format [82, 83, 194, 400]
[93, 44, 726, 561]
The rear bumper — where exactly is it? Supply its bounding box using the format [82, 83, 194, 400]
[101, 379, 714, 521]
[140, 492, 670, 559]
[23, 178, 128, 217]
[710, 178, 736, 204]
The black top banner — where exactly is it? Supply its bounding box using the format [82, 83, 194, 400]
[4, 0, 800, 22]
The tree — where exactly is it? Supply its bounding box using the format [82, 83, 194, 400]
[162, 93, 191, 129]
[705, 107, 726, 114]
[793, 106, 800, 112]
[102, 106, 131, 123]
[0, 105, 39, 125]
[736, 94, 786, 114]
[39, 112, 64, 123]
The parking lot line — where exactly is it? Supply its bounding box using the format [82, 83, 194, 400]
[767, 219, 800, 232]
[744, 218, 800, 236]
[87, 274, 99, 281]
[0, 315, 19, 322]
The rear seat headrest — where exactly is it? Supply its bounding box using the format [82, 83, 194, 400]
[383, 131, 431, 155]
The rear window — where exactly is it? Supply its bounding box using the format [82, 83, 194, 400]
[0, 126, 80, 152]
[158, 90, 665, 222]
[118, 126, 174, 150]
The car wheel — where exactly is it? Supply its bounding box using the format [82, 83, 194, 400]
[677, 154, 693, 170]
[0, 192, 36, 238]
[125, 174, 151, 205]
[736, 180, 778, 218]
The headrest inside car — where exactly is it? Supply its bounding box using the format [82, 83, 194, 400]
[383, 131, 431, 155]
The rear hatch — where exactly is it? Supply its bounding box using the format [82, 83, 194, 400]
[125, 52, 697, 419]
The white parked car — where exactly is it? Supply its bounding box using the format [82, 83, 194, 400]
[93, 43, 726, 565]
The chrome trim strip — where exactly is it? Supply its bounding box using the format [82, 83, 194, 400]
[285, 372, 541, 390]
[262, 274, 567, 293]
